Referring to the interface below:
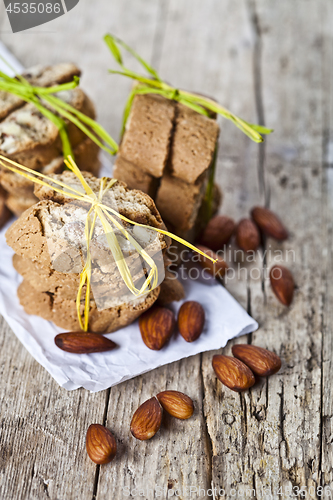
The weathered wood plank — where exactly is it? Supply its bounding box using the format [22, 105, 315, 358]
[321, 0, 333, 491]
[249, 1, 325, 495]
[0, 1, 331, 499]
[96, 1, 268, 498]
[202, 1, 328, 498]
[0, 316, 107, 500]
[0, 1, 162, 499]
[97, 1, 218, 497]
[0, 0, 162, 140]
[97, 360, 211, 499]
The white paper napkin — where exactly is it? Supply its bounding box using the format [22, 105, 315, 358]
[0, 44, 258, 392]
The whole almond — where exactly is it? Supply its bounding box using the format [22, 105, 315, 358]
[156, 390, 194, 419]
[86, 424, 117, 464]
[232, 345, 281, 377]
[139, 307, 175, 350]
[199, 215, 236, 251]
[251, 206, 288, 240]
[130, 397, 163, 440]
[54, 332, 117, 354]
[196, 245, 228, 278]
[212, 354, 255, 392]
[269, 265, 294, 306]
[236, 218, 260, 252]
[177, 301, 205, 342]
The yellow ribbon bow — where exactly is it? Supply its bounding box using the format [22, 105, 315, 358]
[0, 155, 216, 331]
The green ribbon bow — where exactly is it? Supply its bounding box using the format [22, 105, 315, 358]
[104, 33, 273, 143]
[0, 55, 118, 160]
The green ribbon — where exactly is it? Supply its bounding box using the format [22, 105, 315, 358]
[104, 33, 273, 143]
[0, 55, 118, 159]
[104, 33, 273, 222]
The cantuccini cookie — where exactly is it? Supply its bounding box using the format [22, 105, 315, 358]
[7, 172, 170, 332]
[113, 94, 220, 235]
[0, 88, 95, 172]
[17, 279, 160, 333]
[113, 155, 159, 198]
[0, 136, 100, 201]
[169, 103, 219, 184]
[0, 63, 80, 122]
[119, 94, 175, 177]
[156, 170, 209, 232]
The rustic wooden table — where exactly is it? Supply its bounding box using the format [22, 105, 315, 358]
[0, 1, 332, 499]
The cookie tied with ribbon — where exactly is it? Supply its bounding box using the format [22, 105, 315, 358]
[0, 155, 216, 331]
[0, 57, 118, 159]
[104, 34, 273, 144]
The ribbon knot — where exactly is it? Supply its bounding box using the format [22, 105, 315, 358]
[170, 88, 179, 101]
[0, 155, 217, 331]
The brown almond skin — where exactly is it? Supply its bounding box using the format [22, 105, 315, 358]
[139, 307, 175, 350]
[196, 245, 228, 278]
[212, 354, 255, 392]
[130, 397, 163, 440]
[251, 206, 288, 241]
[156, 390, 194, 420]
[55, 332, 117, 354]
[232, 345, 282, 377]
[236, 218, 260, 252]
[86, 424, 117, 464]
[199, 215, 236, 251]
[178, 301, 205, 342]
[269, 265, 294, 306]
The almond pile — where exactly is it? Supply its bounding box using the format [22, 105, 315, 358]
[85, 346, 281, 465]
[85, 390, 194, 465]
[213, 344, 281, 392]
[139, 300, 205, 351]
[197, 207, 295, 306]
[53, 301, 206, 354]
[69, 207, 288, 468]
[131, 390, 194, 440]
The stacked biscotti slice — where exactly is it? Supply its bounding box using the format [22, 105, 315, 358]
[0, 185, 11, 229]
[113, 94, 220, 239]
[0, 63, 100, 219]
[6, 171, 170, 333]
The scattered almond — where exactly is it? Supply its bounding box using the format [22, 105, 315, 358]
[156, 390, 194, 420]
[86, 424, 117, 464]
[196, 245, 228, 278]
[139, 307, 175, 350]
[269, 265, 294, 306]
[236, 218, 260, 252]
[54, 332, 117, 354]
[232, 344, 281, 377]
[199, 215, 236, 251]
[212, 354, 255, 392]
[251, 206, 288, 240]
[177, 301, 205, 342]
[130, 397, 163, 440]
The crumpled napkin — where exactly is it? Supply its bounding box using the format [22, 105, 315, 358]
[0, 43, 258, 392]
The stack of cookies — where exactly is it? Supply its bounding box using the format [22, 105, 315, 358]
[6, 171, 170, 333]
[113, 94, 220, 240]
[0, 63, 100, 219]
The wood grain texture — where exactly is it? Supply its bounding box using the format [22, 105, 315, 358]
[0, 0, 332, 498]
